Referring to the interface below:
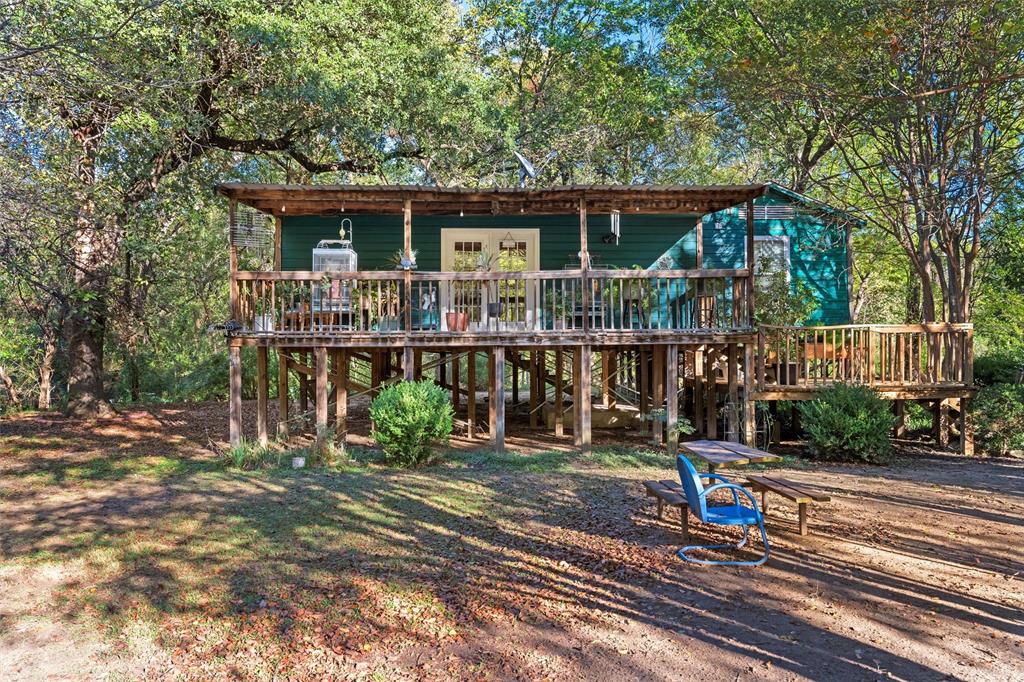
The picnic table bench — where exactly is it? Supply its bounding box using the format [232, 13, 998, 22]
[745, 475, 831, 536]
[681, 439, 782, 473]
[642, 479, 689, 541]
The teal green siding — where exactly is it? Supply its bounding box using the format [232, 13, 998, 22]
[280, 214, 700, 271]
[704, 190, 850, 324]
[280, 188, 851, 324]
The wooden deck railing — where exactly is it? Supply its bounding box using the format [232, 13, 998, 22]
[756, 324, 974, 391]
[231, 268, 751, 338]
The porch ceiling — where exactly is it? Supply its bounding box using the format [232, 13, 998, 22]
[217, 183, 768, 217]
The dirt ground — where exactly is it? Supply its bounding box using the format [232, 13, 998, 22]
[1, 402, 1022, 681]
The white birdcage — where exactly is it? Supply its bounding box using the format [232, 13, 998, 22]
[229, 205, 274, 269]
[312, 218, 358, 310]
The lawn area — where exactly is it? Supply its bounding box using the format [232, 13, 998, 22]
[1, 403, 1022, 681]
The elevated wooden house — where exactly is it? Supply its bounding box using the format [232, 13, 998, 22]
[218, 183, 975, 455]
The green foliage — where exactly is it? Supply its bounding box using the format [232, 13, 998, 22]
[973, 384, 1024, 457]
[369, 381, 454, 467]
[223, 440, 282, 471]
[973, 350, 1024, 387]
[755, 264, 818, 326]
[798, 384, 896, 464]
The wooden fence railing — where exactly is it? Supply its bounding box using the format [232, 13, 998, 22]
[231, 268, 751, 337]
[756, 324, 974, 390]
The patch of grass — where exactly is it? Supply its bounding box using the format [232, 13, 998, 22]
[447, 448, 576, 472]
[6, 452, 223, 486]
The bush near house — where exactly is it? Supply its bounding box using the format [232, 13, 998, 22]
[973, 383, 1024, 457]
[370, 380, 454, 467]
[798, 384, 896, 464]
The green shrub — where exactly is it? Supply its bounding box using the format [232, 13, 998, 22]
[369, 380, 454, 467]
[973, 350, 1024, 386]
[797, 384, 896, 464]
[973, 383, 1024, 457]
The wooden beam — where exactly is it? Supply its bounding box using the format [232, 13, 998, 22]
[488, 350, 497, 437]
[228, 345, 242, 447]
[579, 344, 592, 452]
[494, 346, 505, 453]
[299, 350, 309, 415]
[403, 346, 415, 381]
[256, 346, 269, 446]
[666, 344, 679, 455]
[745, 198, 756, 327]
[601, 350, 611, 407]
[554, 348, 565, 437]
[315, 347, 328, 436]
[727, 343, 739, 442]
[694, 348, 704, 435]
[608, 351, 617, 410]
[695, 216, 703, 269]
[572, 348, 582, 446]
[706, 345, 717, 440]
[277, 348, 289, 439]
[578, 198, 589, 268]
[743, 342, 756, 446]
[467, 349, 476, 438]
[451, 351, 460, 411]
[529, 349, 539, 428]
[639, 348, 649, 436]
[959, 397, 973, 456]
[335, 349, 348, 448]
[652, 346, 664, 444]
[273, 216, 282, 270]
[893, 399, 906, 438]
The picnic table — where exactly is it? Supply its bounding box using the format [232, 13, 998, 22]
[680, 439, 782, 474]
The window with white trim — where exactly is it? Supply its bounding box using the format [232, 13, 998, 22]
[753, 235, 791, 282]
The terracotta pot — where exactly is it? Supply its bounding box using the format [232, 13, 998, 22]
[445, 312, 459, 332]
[455, 312, 470, 331]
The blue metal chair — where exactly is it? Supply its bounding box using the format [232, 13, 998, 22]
[676, 454, 771, 566]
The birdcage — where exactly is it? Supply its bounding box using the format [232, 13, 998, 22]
[229, 205, 274, 269]
[312, 218, 358, 311]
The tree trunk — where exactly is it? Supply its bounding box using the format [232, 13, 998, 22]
[0, 365, 20, 409]
[36, 324, 59, 410]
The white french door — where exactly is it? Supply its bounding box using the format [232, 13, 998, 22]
[440, 228, 540, 331]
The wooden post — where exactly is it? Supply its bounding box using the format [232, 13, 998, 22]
[403, 346, 415, 381]
[273, 216, 282, 270]
[652, 346, 664, 444]
[488, 350, 497, 438]
[529, 349, 539, 428]
[694, 347, 704, 435]
[608, 351, 617, 410]
[745, 198, 756, 328]
[579, 199, 590, 333]
[572, 348, 582, 446]
[511, 350, 519, 406]
[403, 199, 413, 333]
[694, 216, 703, 269]
[414, 349, 423, 380]
[228, 344, 242, 447]
[451, 351, 460, 411]
[579, 344, 592, 452]
[554, 348, 565, 437]
[601, 350, 611, 407]
[256, 346, 269, 446]
[639, 348, 649, 436]
[493, 346, 505, 453]
[893, 400, 906, 438]
[959, 396, 973, 456]
[706, 345, 717, 440]
[314, 347, 328, 436]
[933, 399, 950, 447]
[467, 349, 476, 438]
[277, 348, 289, 439]
[743, 342, 756, 446]
[666, 344, 679, 455]
[371, 351, 382, 399]
[727, 343, 739, 442]
[335, 349, 347, 448]
[299, 350, 309, 416]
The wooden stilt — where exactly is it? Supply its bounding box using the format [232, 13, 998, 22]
[529, 349, 539, 428]
[314, 347, 328, 436]
[727, 343, 738, 442]
[894, 399, 906, 438]
[335, 349, 347, 448]
[652, 346, 664, 444]
[494, 346, 505, 453]
[572, 348, 582, 446]
[403, 346, 415, 381]
[959, 397, 973, 456]
[554, 348, 565, 437]
[694, 347, 704, 435]
[277, 348, 289, 439]
[934, 399, 950, 447]
[438, 351, 446, 388]
[256, 346, 269, 446]
[608, 351, 617, 410]
[769, 401, 781, 445]
[706, 346, 717, 440]
[666, 344, 679, 455]
[467, 349, 476, 439]
[511, 351, 519, 405]
[370, 351, 382, 399]
[639, 348, 649, 436]
[299, 350, 309, 416]
[488, 350, 497, 437]
[743, 343, 756, 446]
[413, 349, 423, 380]
[451, 351, 460, 411]
[228, 345, 242, 447]
[579, 344, 592, 452]
[601, 350, 611, 407]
